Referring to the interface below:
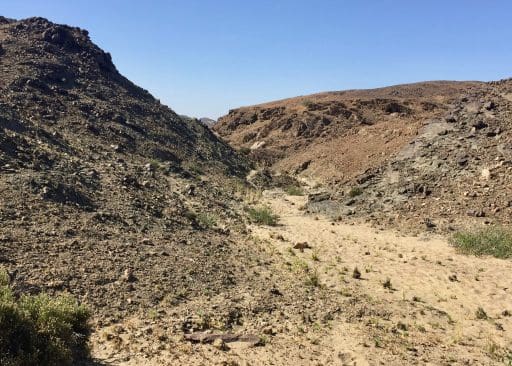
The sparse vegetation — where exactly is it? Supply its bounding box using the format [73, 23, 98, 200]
[383, 278, 393, 290]
[247, 206, 279, 226]
[197, 212, 217, 229]
[183, 162, 204, 176]
[305, 269, 321, 287]
[450, 227, 512, 259]
[291, 259, 309, 273]
[232, 181, 263, 204]
[485, 338, 512, 363]
[311, 250, 320, 262]
[0, 268, 90, 366]
[476, 306, 488, 320]
[148, 159, 161, 171]
[348, 187, 363, 198]
[285, 185, 304, 196]
[258, 335, 269, 346]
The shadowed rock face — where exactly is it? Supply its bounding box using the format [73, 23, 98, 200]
[0, 16, 254, 321]
[215, 79, 512, 231]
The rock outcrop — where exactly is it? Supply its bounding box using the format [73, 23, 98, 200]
[215, 80, 512, 230]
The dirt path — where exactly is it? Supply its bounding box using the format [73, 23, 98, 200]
[91, 189, 512, 365]
[249, 190, 512, 365]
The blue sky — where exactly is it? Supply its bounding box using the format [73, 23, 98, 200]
[3, 1, 511, 118]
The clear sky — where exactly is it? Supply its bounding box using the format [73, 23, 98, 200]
[3, 1, 512, 118]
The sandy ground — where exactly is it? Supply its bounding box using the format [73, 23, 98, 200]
[91, 190, 512, 365]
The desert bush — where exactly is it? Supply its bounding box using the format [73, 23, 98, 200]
[148, 159, 161, 171]
[450, 227, 512, 259]
[0, 268, 90, 366]
[197, 212, 217, 229]
[348, 187, 363, 198]
[285, 185, 304, 196]
[305, 269, 320, 287]
[230, 179, 263, 204]
[247, 206, 279, 226]
[183, 162, 204, 176]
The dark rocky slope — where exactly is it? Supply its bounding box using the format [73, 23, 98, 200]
[0, 16, 255, 323]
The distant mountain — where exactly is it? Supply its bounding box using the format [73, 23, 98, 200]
[200, 117, 217, 128]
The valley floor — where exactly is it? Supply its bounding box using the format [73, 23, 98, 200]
[90, 190, 512, 365]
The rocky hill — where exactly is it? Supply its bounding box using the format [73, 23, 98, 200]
[342, 79, 512, 231]
[0, 16, 257, 323]
[215, 80, 512, 231]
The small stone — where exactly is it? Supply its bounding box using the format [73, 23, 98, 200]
[457, 157, 468, 166]
[212, 338, 228, 351]
[110, 144, 121, 152]
[263, 326, 276, 335]
[424, 218, 436, 229]
[445, 115, 457, 123]
[122, 268, 136, 282]
[293, 242, 311, 252]
[484, 101, 496, 110]
[481, 168, 491, 180]
[185, 184, 195, 196]
[46, 280, 65, 289]
[473, 120, 488, 130]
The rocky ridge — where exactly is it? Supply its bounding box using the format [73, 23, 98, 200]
[0, 16, 253, 323]
[308, 79, 512, 231]
[215, 80, 512, 231]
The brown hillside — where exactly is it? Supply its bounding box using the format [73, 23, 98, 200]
[215, 80, 512, 230]
[215, 81, 482, 183]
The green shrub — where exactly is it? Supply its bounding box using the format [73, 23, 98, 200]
[185, 162, 204, 176]
[450, 227, 512, 259]
[305, 269, 320, 287]
[196, 213, 217, 229]
[285, 185, 304, 196]
[247, 206, 279, 226]
[148, 159, 161, 171]
[0, 268, 90, 366]
[348, 187, 363, 198]
[475, 306, 488, 320]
